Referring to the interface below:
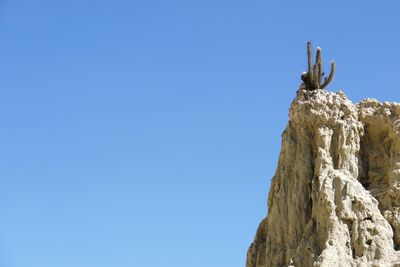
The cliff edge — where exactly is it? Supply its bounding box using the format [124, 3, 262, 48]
[246, 89, 400, 266]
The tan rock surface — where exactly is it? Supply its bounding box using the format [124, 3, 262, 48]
[247, 89, 400, 267]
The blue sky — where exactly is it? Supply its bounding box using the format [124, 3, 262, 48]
[0, 1, 400, 266]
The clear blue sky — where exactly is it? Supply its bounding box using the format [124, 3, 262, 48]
[0, 1, 399, 266]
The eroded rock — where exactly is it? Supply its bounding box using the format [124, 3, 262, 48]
[247, 89, 400, 267]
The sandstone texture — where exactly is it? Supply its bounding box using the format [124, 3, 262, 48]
[247, 89, 400, 266]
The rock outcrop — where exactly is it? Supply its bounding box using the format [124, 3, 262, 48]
[246, 88, 400, 266]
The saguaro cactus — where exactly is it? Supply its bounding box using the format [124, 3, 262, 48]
[301, 42, 336, 90]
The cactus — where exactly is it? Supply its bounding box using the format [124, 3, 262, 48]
[301, 42, 336, 90]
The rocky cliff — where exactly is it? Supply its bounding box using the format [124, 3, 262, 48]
[246, 88, 400, 266]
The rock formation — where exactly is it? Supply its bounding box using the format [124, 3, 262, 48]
[246, 88, 400, 266]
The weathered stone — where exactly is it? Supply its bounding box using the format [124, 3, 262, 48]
[247, 89, 400, 266]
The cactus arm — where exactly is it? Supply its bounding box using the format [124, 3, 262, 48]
[320, 61, 336, 89]
[318, 62, 322, 88]
[307, 42, 313, 87]
[316, 47, 323, 83]
[313, 61, 320, 88]
[315, 47, 323, 88]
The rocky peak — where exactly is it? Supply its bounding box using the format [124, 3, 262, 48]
[246, 89, 400, 266]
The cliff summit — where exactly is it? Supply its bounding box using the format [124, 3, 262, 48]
[247, 88, 400, 266]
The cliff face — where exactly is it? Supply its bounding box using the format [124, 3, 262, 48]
[247, 89, 400, 266]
